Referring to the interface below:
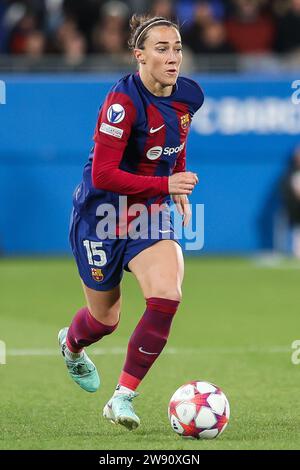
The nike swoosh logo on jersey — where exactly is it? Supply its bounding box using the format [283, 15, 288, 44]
[138, 347, 159, 355]
[149, 124, 165, 134]
[159, 229, 172, 234]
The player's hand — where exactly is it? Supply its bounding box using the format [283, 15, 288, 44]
[172, 195, 192, 227]
[168, 172, 198, 195]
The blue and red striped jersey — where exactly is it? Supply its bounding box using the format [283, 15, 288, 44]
[73, 72, 204, 216]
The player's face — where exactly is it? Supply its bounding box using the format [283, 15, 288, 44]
[136, 26, 182, 92]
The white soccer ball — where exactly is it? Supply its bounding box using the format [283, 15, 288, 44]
[168, 381, 230, 439]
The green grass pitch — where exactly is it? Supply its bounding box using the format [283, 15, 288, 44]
[0, 256, 299, 450]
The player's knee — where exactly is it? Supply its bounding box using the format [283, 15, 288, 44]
[89, 302, 121, 327]
[150, 285, 182, 303]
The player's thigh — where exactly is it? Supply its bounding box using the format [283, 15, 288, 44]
[128, 240, 184, 301]
[81, 281, 122, 326]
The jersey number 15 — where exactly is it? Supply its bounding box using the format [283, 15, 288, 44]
[83, 240, 107, 267]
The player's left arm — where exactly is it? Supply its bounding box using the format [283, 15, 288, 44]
[172, 80, 203, 226]
[172, 194, 192, 227]
[173, 144, 186, 175]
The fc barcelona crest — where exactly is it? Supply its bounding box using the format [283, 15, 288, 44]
[181, 113, 190, 129]
[91, 268, 104, 282]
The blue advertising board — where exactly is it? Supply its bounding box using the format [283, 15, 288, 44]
[0, 74, 299, 254]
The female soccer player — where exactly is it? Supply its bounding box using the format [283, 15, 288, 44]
[58, 14, 204, 431]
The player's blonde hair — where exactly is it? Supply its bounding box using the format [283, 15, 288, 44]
[128, 14, 179, 50]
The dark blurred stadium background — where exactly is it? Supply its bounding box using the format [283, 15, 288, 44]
[1, 0, 300, 71]
[1, 0, 300, 256]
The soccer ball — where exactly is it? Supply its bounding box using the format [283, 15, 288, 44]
[168, 381, 230, 439]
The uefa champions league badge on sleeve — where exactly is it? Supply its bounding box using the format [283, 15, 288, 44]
[107, 104, 125, 124]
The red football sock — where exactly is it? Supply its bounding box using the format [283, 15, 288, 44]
[118, 297, 180, 390]
[66, 307, 119, 353]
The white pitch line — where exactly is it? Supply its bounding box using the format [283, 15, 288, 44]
[6, 346, 290, 357]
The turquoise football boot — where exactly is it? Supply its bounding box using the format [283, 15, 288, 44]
[103, 392, 140, 430]
[58, 327, 100, 393]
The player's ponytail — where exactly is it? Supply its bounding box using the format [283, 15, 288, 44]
[128, 14, 179, 50]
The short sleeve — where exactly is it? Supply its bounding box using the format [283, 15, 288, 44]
[93, 91, 137, 151]
[190, 80, 204, 115]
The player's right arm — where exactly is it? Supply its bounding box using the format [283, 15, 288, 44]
[92, 90, 197, 196]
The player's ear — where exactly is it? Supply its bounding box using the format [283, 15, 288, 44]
[134, 48, 146, 65]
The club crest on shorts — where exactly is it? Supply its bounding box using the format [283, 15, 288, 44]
[181, 113, 190, 129]
[91, 268, 104, 282]
[107, 104, 125, 124]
